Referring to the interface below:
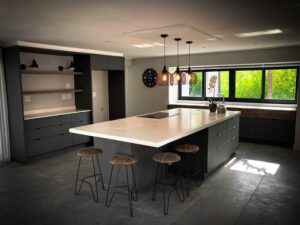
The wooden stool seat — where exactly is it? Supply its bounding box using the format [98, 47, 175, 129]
[77, 147, 103, 157]
[109, 154, 138, 165]
[175, 144, 199, 154]
[152, 152, 181, 164]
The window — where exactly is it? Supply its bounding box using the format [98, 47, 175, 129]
[205, 71, 229, 98]
[178, 66, 298, 104]
[235, 70, 262, 99]
[181, 72, 203, 97]
[264, 69, 297, 101]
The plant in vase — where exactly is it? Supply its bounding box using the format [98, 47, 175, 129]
[207, 98, 217, 112]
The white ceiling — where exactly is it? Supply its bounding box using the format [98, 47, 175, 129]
[0, 0, 299, 58]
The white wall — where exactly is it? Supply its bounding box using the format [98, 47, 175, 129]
[125, 46, 300, 116]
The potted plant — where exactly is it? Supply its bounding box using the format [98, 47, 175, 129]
[207, 98, 217, 112]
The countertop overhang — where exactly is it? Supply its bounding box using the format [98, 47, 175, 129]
[70, 108, 241, 148]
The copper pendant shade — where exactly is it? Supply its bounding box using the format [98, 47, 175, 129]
[186, 41, 197, 85]
[172, 38, 186, 85]
[157, 34, 173, 86]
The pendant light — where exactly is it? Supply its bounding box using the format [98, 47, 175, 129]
[172, 38, 186, 85]
[157, 34, 173, 86]
[186, 41, 197, 84]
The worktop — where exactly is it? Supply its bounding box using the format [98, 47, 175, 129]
[70, 108, 240, 148]
[24, 109, 91, 120]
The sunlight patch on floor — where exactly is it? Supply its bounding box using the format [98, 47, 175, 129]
[224, 157, 280, 175]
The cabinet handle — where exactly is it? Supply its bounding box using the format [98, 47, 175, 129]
[35, 128, 40, 130]
[60, 133, 65, 136]
[59, 124, 64, 126]
[36, 138, 41, 141]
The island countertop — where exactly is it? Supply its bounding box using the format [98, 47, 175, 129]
[69, 108, 241, 148]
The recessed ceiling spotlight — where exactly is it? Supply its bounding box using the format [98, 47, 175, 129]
[207, 38, 217, 41]
[235, 29, 282, 38]
[132, 44, 154, 48]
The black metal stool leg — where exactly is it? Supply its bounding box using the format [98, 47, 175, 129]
[125, 165, 134, 216]
[131, 165, 138, 201]
[175, 165, 185, 202]
[74, 157, 82, 195]
[105, 165, 114, 207]
[152, 163, 160, 200]
[96, 156, 105, 190]
[91, 156, 99, 202]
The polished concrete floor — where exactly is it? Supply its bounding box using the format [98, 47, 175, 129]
[1, 142, 300, 225]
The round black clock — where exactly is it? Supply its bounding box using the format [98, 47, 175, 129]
[142, 68, 157, 88]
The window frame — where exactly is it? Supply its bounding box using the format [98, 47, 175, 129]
[178, 66, 299, 104]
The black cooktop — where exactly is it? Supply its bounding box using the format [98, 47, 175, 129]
[138, 111, 180, 119]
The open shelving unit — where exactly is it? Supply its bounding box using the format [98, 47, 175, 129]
[20, 69, 84, 76]
[22, 89, 84, 95]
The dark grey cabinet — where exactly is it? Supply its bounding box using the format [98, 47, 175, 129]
[240, 117, 295, 144]
[207, 116, 239, 173]
[90, 55, 125, 71]
[24, 111, 92, 157]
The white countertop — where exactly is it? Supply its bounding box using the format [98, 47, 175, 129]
[169, 101, 297, 111]
[24, 109, 91, 120]
[69, 108, 240, 148]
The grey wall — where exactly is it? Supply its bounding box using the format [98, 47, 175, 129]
[294, 76, 300, 151]
[20, 53, 75, 112]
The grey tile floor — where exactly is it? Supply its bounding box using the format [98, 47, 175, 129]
[1, 142, 300, 225]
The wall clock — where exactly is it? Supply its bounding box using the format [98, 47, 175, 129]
[142, 68, 157, 88]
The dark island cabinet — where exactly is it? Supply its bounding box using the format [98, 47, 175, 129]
[24, 111, 92, 157]
[207, 116, 239, 173]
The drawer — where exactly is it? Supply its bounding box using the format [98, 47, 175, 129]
[240, 126, 255, 139]
[71, 120, 90, 128]
[24, 117, 50, 130]
[72, 134, 92, 145]
[276, 120, 295, 129]
[50, 123, 72, 136]
[240, 118, 256, 127]
[255, 127, 276, 141]
[26, 137, 51, 157]
[256, 118, 277, 128]
[208, 123, 221, 139]
[50, 114, 72, 126]
[25, 127, 50, 141]
[71, 111, 91, 123]
[51, 133, 72, 150]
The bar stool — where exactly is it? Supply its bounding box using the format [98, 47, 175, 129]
[105, 154, 138, 217]
[175, 144, 201, 197]
[152, 152, 185, 215]
[74, 147, 105, 202]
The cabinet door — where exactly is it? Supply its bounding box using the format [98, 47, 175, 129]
[240, 126, 255, 139]
[50, 115, 71, 126]
[71, 121, 92, 145]
[50, 133, 72, 150]
[26, 137, 51, 157]
[50, 123, 72, 136]
[71, 111, 91, 123]
[107, 56, 124, 70]
[25, 127, 50, 141]
[24, 117, 50, 130]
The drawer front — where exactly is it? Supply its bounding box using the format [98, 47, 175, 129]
[72, 134, 92, 145]
[256, 118, 276, 128]
[276, 120, 295, 129]
[51, 133, 72, 150]
[71, 112, 91, 123]
[208, 123, 221, 139]
[25, 127, 50, 141]
[24, 118, 50, 130]
[255, 127, 276, 141]
[240, 126, 255, 139]
[240, 118, 256, 127]
[50, 115, 72, 126]
[26, 137, 51, 157]
[50, 123, 71, 136]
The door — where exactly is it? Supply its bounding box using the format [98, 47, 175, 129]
[91, 70, 109, 123]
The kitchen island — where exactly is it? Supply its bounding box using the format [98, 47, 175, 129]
[70, 108, 240, 187]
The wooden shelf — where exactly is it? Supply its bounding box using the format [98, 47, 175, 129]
[20, 70, 83, 76]
[22, 89, 84, 95]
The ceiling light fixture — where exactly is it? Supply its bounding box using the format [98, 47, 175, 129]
[186, 41, 197, 85]
[235, 29, 282, 38]
[157, 34, 173, 86]
[132, 44, 154, 48]
[173, 38, 186, 85]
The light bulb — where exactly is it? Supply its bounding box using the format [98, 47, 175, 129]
[176, 74, 180, 80]
[188, 74, 191, 80]
[163, 74, 167, 81]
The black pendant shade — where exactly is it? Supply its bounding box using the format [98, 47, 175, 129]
[157, 34, 172, 86]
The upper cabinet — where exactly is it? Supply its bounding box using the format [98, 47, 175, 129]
[90, 55, 124, 71]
